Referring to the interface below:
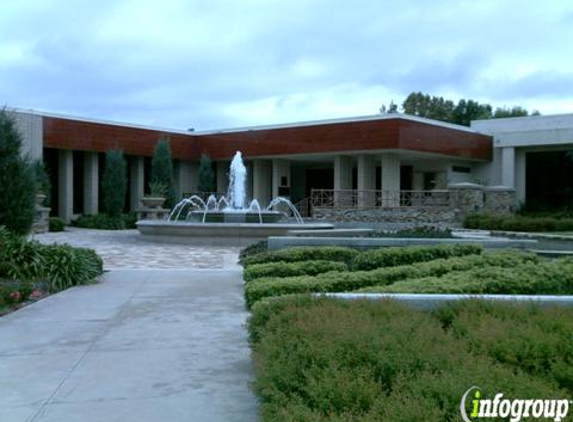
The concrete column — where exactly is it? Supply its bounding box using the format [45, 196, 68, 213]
[501, 146, 515, 188]
[216, 161, 229, 194]
[253, 159, 272, 207]
[334, 155, 352, 206]
[83, 152, 99, 215]
[357, 154, 375, 207]
[380, 153, 401, 207]
[58, 149, 73, 223]
[334, 156, 352, 190]
[130, 156, 144, 211]
[272, 159, 291, 198]
[515, 149, 526, 206]
[174, 160, 195, 200]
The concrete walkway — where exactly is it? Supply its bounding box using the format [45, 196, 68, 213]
[0, 269, 258, 422]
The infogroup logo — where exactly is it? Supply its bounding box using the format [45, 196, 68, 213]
[460, 386, 570, 422]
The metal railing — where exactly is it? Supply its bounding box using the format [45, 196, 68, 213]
[310, 189, 451, 209]
[293, 197, 311, 217]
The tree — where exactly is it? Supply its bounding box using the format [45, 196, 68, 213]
[101, 149, 127, 217]
[0, 109, 36, 235]
[382, 92, 539, 126]
[150, 138, 176, 208]
[493, 106, 530, 119]
[198, 153, 215, 192]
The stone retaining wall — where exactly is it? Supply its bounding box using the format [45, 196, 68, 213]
[313, 207, 458, 224]
[311, 183, 516, 224]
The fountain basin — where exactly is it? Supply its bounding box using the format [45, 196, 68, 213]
[137, 220, 334, 246]
[188, 210, 284, 224]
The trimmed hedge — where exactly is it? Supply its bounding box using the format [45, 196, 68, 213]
[350, 243, 482, 271]
[249, 297, 568, 422]
[244, 251, 538, 307]
[238, 240, 268, 264]
[358, 258, 573, 295]
[72, 213, 137, 230]
[242, 246, 359, 268]
[464, 213, 573, 232]
[244, 260, 348, 283]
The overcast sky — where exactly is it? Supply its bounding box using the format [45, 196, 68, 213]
[1, 0, 572, 131]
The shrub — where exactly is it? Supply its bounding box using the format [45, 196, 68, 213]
[244, 260, 348, 283]
[42, 244, 103, 291]
[433, 300, 573, 392]
[72, 213, 136, 230]
[350, 243, 482, 271]
[361, 258, 573, 295]
[243, 246, 360, 268]
[238, 240, 268, 264]
[250, 297, 566, 422]
[150, 139, 176, 208]
[244, 250, 538, 307]
[0, 109, 37, 235]
[367, 226, 453, 238]
[198, 153, 215, 192]
[49, 217, 65, 232]
[101, 149, 127, 217]
[463, 213, 573, 232]
[0, 227, 103, 292]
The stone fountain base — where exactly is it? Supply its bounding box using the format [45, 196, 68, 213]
[136, 220, 334, 246]
[188, 210, 284, 224]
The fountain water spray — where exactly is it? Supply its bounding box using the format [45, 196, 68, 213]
[168, 151, 304, 224]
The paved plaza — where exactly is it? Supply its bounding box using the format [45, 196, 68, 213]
[31, 228, 242, 270]
[1, 229, 258, 422]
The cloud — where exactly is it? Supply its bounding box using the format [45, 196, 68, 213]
[1, 0, 572, 130]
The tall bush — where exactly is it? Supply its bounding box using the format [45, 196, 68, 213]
[101, 149, 127, 217]
[150, 138, 176, 208]
[198, 153, 215, 192]
[0, 109, 36, 235]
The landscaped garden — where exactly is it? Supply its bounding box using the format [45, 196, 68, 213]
[242, 243, 573, 421]
[0, 109, 104, 315]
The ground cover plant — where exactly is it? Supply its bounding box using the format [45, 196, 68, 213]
[249, 297, 572, 422]
[0, 226, 103, 313]
[464, 213, 573, 232]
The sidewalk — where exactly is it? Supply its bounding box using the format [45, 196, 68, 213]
[0, 269, 258, 422]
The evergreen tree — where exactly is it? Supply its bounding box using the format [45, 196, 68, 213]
[101, 149, 127, 217]
[150, 138, 176, 208]
[0, 109, 36, 235]
[198, 153, 215, 193]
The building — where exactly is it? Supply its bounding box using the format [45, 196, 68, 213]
[9, 108, 573, 222]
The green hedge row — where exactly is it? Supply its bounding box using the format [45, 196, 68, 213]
[244, 260, 347, 283]
[359, 258, 573, 295]
[350, 243, 482, 271]
[244, 251, 538, 307]
[72, 213, 137, 230]
[0, 226, 103, 292]
[242, 246, 359, 268]
[249, 297, 570, 422]
[464, 213, 573, 232]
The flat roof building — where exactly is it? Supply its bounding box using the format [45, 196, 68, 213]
[9, 108, 573, 222]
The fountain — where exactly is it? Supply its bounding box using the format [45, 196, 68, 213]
[137, 151, 333, 245]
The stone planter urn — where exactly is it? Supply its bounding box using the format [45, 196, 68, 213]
[140, 197, 166, 209]
[35, 193, 47, 206]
